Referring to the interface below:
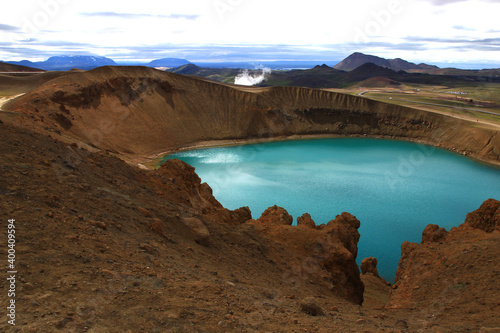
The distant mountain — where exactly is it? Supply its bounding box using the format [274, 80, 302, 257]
[262, 62, 499, 88]
[8, 56, 116, 71]
[156, 60, 500, 88]
[334, 52, 439, 72]
[343, 62, 400, 82]
[0, 61, 44, 72]
[147, 58, 191, 68]
[168, 63, 202, 75]
[168, 64, 253, 84]
[262, 64, 344, 88]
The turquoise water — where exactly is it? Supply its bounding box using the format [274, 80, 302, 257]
[163, 138, 500, 282]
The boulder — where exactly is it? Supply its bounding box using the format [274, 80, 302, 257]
[137, 206, 153, 218]
[230, 206, 252, 224]
[297, 213, 316, 228]
[360, 257, 379, 276]
[182, 217, 210, 246]
[464, 198, 500, 232]
[257, 205, 293, 225]
[299, 297, 324, 316]
[421, 224, 448, 243]
[150, 218, 166, 237]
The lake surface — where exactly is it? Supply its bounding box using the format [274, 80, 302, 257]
[162, 138, 500, 282]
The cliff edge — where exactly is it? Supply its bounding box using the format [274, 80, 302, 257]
[387, 199, 500, 330]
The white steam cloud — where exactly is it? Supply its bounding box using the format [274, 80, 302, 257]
[234, 67, 271, 86]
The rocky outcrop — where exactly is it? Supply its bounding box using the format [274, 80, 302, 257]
[421, 224, 448, 243]
[144, 159, 222, 211]
[138, 160, 364, 304]
[463, 198, 500, 232]
[325, 212, 360, 257]
[257, 205, 293, 225]
[387, 199, 500, 330]
[138, 159, 251, 225]
[138, 159, 365, 304]
[252, 209, 364, 304]
[360, 257, 379, 276]
[297, 213, 316, 228]
[138, 157, 365, 304]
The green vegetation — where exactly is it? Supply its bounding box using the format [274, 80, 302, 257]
[360, 85, 500, 124]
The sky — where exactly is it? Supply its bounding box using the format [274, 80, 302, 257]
[1, 0, 500, 68]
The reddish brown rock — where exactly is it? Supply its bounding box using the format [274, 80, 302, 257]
[139, 159, 251, 225]
[325, 212, 361, 257]
[464, 198, 500, 232]
[154, 159, 223, 212]
[257, 205, 293, 225]
[249, 208, 364, 305]
[140, 243, 159, 256]
[387, 199, 500, 330]
[231, 206, 253, 224]
[421, 224, 448, 243]
[360, 257, 379, 276]
[90, 220, 107, 230]
[322, 213, 364, 304]
[137, 206, 153, 218]
[297, 213, 316, 228]
[182, 217, 211, 246]
[299, 297, 324, 316]
[150, 218, 166, 237]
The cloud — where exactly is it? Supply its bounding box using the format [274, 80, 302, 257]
[346, 41, 427, 51]
[19, 38, 39, 43]
[424, 0, 467, 5]
[424, 0, 496, 4]
[453, 25, 476, 31]
[0, 45, 105, 60]
[99, 43, 346, 62]
[404, 36, 500, 51]
[0, 24, 19, 32]
[81, 12, 199, 20]
[2, 41, 340, 63]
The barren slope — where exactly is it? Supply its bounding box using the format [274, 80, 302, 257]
[0, 62, 44, 73]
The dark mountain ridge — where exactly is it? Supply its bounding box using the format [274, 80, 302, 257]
[334, 52, 439, 72]
[261, 62, 494, 88]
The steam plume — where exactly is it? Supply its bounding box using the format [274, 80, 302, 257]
[234, 67, 271, 86]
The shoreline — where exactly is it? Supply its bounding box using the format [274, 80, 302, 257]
[140, 133, 500, 170]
